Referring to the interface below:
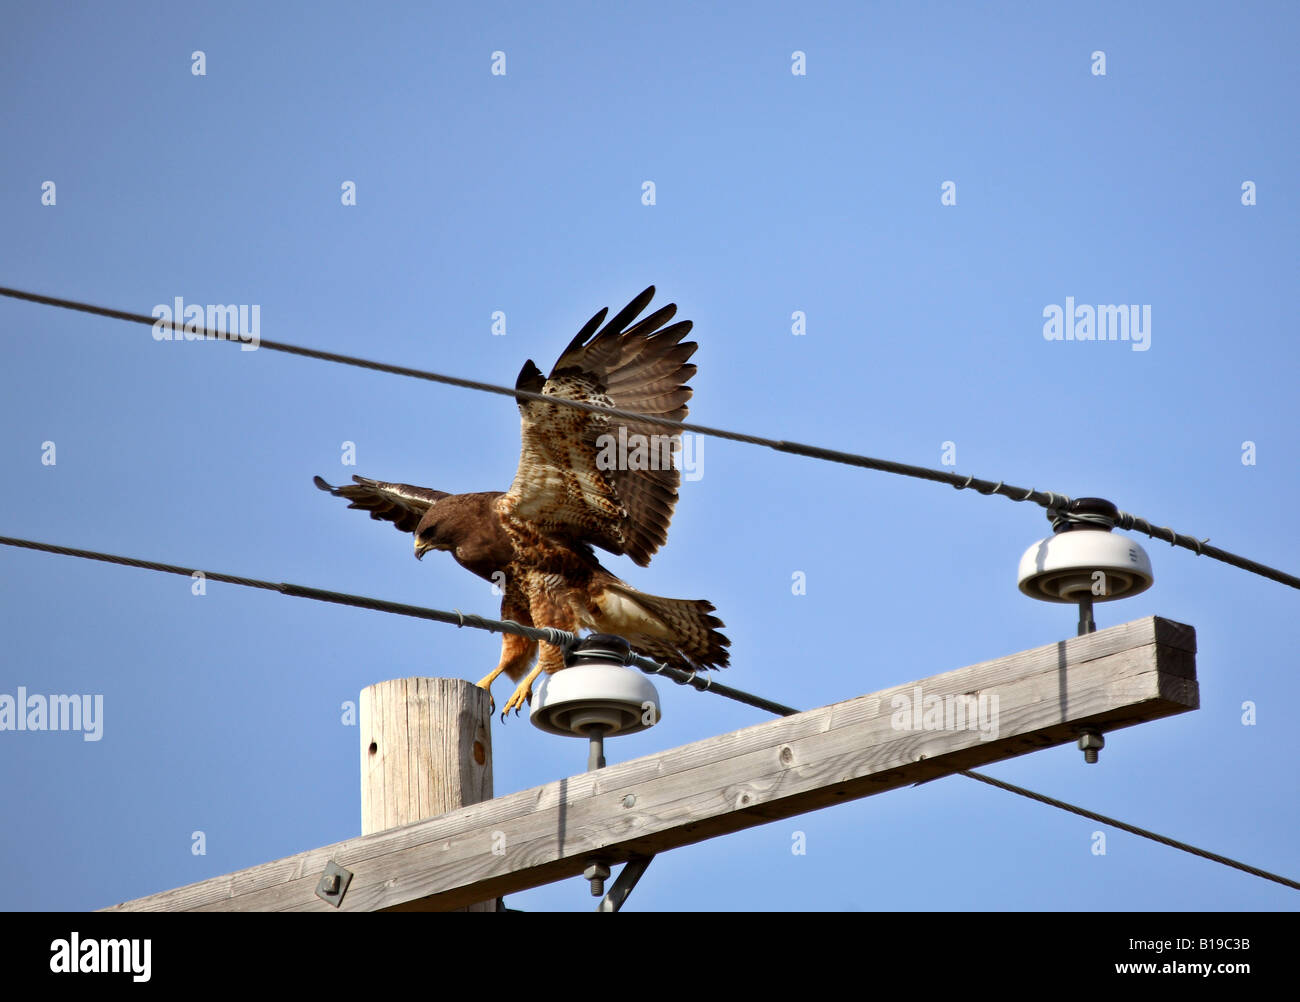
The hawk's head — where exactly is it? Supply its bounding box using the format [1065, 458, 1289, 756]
[411, 492, 513, 582]
[413, 508, 454, 560]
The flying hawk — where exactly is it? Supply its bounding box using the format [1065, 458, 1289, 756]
[315, 286, 729, 717]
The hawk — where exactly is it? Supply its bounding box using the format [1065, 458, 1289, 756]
[315, 286, 729, 717]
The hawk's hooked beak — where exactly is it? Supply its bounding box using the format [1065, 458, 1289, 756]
[414, 537, 433, 561]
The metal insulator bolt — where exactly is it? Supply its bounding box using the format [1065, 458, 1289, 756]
[1078, 730, 1105, 764]
[584, 861, 611, 897]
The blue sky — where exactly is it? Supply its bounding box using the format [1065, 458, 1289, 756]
[1, 1, 1297, 911]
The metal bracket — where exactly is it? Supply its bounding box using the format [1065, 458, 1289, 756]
[315, 859, 354, 908]
[596, 855, 655, 912]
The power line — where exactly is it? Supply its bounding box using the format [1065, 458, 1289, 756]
[752, 700, 1299, 893]
[957, 769, 1300, 892]
[2, 528, 1294, 894]
[761, 701, 1298, 892]
[0, 533, 795, 717]
[4, 284, 1297, 593]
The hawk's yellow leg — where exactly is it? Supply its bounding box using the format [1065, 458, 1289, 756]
[500, 633, 569, 718]
[476, 630, 538, 715]
[499, 661, 546, 718]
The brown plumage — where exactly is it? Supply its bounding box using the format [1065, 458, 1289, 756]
[314, 286, 729, 716]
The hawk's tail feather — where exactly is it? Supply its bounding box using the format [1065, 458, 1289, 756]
[599, 582, 730, 672]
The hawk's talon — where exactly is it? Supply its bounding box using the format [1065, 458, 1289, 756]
[473, 676, 500, 715]
[499, 680, 534, 719]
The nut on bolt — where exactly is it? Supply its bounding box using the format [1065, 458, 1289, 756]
[584, 860, 611, 897]
[1078, 730, 1105, 764]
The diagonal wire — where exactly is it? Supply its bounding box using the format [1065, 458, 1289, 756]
[0, 534, 796, 717]
[957, 769, 1300, 891]
[2, 284, 1297, 592]
[768, 705, 1299, 891]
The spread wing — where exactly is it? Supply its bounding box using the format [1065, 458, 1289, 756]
[313, 475, 449, 533]
[500, 285, 697, 566]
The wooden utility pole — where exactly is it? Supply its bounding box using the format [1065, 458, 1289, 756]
[359, 677, 496, 911]
[104, 616, 1197, 912]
